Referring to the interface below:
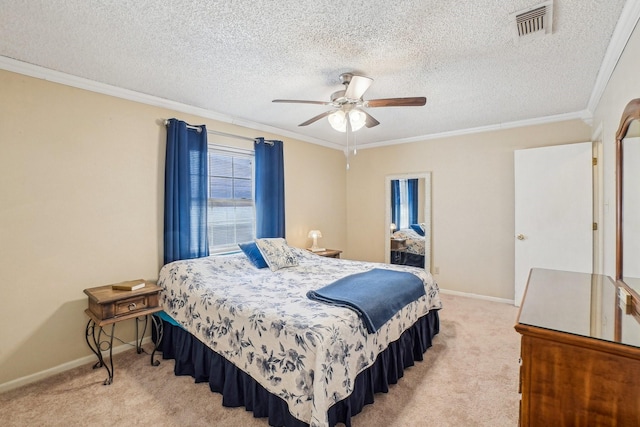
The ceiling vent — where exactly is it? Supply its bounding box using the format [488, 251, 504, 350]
[512, 1, 553, 41]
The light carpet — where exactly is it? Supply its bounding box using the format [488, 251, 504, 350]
[0, 293, 521, 426]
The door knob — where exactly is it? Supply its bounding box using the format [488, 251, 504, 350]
[517, 234, 526, 240]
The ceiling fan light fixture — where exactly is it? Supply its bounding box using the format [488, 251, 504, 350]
[328, 110, 347, 132]
[328, 109, 366, 132]
[349, 109, 366, 131]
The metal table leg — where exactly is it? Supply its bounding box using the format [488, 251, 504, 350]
[85, 320, 115, 385]
[150, 314, 163, 366]
[135, 315, 148, 354]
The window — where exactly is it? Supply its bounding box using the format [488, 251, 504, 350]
[207, 145, 255, 253]
[398, 179, 409, 229]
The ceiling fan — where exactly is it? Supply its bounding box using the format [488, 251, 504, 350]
[272, 73, 427, 132]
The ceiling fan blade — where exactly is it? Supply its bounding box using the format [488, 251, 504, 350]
[298, 110, 333, 126]
[366, 97, 427, 107]
[344, 75, 373, 100]
[272, 99, 331, 105]
[363, 111, 380, 128]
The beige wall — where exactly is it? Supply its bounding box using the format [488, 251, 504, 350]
[592, 19, 640, 278]
[0, 70, 346, 385]
[346, 120, 592, 300]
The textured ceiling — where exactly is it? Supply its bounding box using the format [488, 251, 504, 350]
[0, 0, 631, 148]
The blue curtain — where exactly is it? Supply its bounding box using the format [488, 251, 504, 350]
[407, 178, 419, 225]
[164, 119, 209, 264]
[255, 138, 285, 238]
[391, 179, 401, 227]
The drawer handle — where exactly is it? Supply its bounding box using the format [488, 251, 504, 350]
[128, 303, 137, 311]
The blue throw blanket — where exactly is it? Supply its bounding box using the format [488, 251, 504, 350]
[306, 268, 426, 333]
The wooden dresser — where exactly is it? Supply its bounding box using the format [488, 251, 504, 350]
[515, 268, 640, 426]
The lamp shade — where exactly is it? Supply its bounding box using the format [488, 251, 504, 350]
[349, 109, 366, 131]
[307, 230, 322, 239]
[327, 110, 346, 132]
[307, 230, 324, 252]
[328, 109, 366, 132]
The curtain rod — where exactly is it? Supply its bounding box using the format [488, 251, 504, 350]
[163, 120, 274, 145]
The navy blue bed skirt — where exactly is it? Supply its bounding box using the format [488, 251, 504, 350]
[404, 253, 425, 268]
[390, 253, 424, 268]
[153, 309, 439, 427]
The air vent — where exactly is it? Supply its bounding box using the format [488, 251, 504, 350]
[512, 1, 553, 40]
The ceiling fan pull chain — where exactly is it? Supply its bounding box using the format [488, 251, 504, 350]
[345, 118, 351, 169]
[346, 143, 350, 170]
[353, 129, 357, 155]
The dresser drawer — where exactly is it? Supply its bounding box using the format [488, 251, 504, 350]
[114, 294, 154, 316]
[87, 287, 160, 321]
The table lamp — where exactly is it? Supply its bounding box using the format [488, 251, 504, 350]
[308, 230, 325, 252]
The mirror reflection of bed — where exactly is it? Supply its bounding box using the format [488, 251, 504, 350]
[390, 225, 425, 267]
[385, 173, 432, 272]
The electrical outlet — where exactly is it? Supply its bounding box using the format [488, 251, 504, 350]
[434, 266, 440, 274]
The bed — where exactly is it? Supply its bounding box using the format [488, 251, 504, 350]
[156, 241, 441, 427]
[391, 228, 426, 268]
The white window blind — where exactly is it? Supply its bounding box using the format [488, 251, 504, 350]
[207, 146, 255, 253]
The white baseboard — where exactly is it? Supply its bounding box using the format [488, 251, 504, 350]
[439, 288, 515, 305]
[0, 337, 153, 394]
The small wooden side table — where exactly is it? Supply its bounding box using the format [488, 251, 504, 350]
[390, 238, 407, 264]
[308, 248, 342, 258]
[84, 282, 163, 385]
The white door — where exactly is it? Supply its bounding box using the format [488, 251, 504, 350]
[514, 142, 593, 306]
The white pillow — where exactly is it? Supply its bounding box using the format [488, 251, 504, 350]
[254, 238, 299, 271]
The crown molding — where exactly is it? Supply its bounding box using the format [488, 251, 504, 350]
[0, 48, 623, 152]
[0, 56, 340, 150]
[587, 0, 640, 112]
[360, 109, 593, 150]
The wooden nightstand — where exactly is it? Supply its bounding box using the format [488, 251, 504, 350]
[390, 238, 407, 264]
[308, 248, 342, 258]
[84, 281, 163, 385]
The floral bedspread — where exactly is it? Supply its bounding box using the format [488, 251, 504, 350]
[158, 247, 441, 427]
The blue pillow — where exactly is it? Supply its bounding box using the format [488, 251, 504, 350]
[238, 241, 268, 269]
[410, 224, 425, 236]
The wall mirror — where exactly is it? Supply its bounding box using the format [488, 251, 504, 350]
[385, 172, 432, 273]
[616, 98, 640, 296]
